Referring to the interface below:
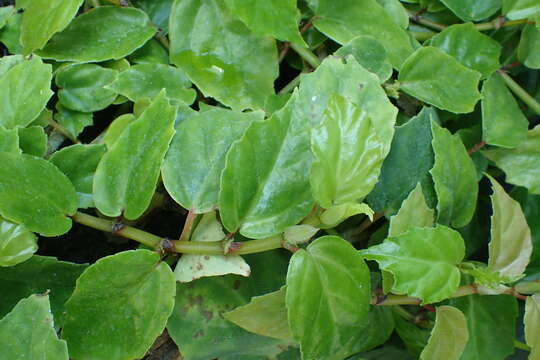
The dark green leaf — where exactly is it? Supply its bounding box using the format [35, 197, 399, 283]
[54, 104, 93, 139]
[17, 126, 47, 157]
[132, 0, 173, 33]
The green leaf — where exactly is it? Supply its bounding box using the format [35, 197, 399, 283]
[525, 294, 540, 359]
[393, 313, 430, 358]
[54, 104, 93, 140]
[286, 236, 371, 359]
[63, 250, 175, 360]
[128, 38, 169, 64]
[311, 94, 386, 208]
[482, 125, 540, 194]
[163, 107, 260, 213]
[223, 0, 306, 46]
[93, 91, 176, 219]
[481, 72, 529, 148]
[0, 126, 19, 153]
[388, 183, 434, 237]
[17, 126, 47, 157]
[0, 12, 22, 54]
[518, 24, 540, 69]
[0, 6, 14, 30]
[361, 225, 465, 304]
[38, 6, 156, 62]
[367, 107, 436, 213]
[487, 175, 532, 280]
[419, 306, 468, 360]
[132, 0, 173, 33]
[438, 0, 501, 21]
[20, 0, 83, 54]
[511, 187, 540, 272]
[50, 144, 107, 209]
[0, 255, 87, 326]
[377, 0, 409, 28]
[103, 114, 135, 149]
[0, 294, 68, 359]
[56, 63, 118, 113]
[107, 63, 196, 105]
[319, 202, 374, 229]
[0, 54, 23, 77]
[0, 153, 77, 236]
[307, 0, 415, 69]
[448, 294, 517, 360]
[169, 0, 278, 110]
[429, 23, 501, 77]
[0, 56, 52, 128]
[283, 224, 319, 245]
[224, 286, 292, 340]
[504, 0, 540, 19]
[0, 217, 37, 267]
[398, 47, 482, 113]
[430, 120, 478, 228]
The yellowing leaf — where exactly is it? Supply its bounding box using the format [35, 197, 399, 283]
[420, 306, 469, 360]
[525, 294, 540, 359]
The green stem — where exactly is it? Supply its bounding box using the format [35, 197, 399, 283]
[178, 210, 196, 242]
[290, 43, 321, 68]
[475, 18, 529, 31]
[47, 119, 79, 144]
[155, 33, 170, 50]
[515, 340, 531, 352]
[278, 73, 303, 94]
[498, 70, 540, 116]
[373, 285, 477, 306]
[406, 10, 447, 31]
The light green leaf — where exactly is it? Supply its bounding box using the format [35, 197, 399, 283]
[56, 63, 118, 113]
[398, 47, 482, 113]
[487, 175, 532, 280]
[482, 125, 540, 194]
[284, 224, 319, 245]
[0, 12, 22, 54]
[20, 0, 83, 54]
[361, 225, 465, 304]
[377, 0, 409, 28]
[54, 104, 93, 140]
[219, 93, 313, 239]
[128, 38, 169, 64]
[38, 6, 156, 62]
[286, 236, 371, 359]
[62, 250, 176, 360]
[223, 0, 306, 46]
[0, 54, 23, 77]
[429, 23, 501, 77]
[0, 56, 52, 129]
[420, 306, 468, 360]
[481, 72, 529, 148]
[17, 126, 47, 157]
[0, 126, 19, 153]
[0, 294, 68, 359]
[107, 63, 196, 105]
[93, 91, 176, 219]
[389, 183, 434, 237]
[224, 286, 292, 340]
[163, 107, 260, 213]
[103, 114, 135, 149]
[311, 94, 385, 208]
[525, 294, 540, 359]
[504, 0, 540, 19]
[0, 153, 77, 236]
[518, 24, 540, 69]
[0, 218, 37, 267]
[307, 0, 415, 69]
[0, 6, 14, 30]
[439, 0, 501, 21]
[50, 144, 107, 209]
[431, 121, 478, 228]
[319, 202, 374, 229]
[169, 0, 278, 110]
[174, 212, 250, 282]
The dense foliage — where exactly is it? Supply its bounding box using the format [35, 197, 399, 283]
[1, 0, 540, 359]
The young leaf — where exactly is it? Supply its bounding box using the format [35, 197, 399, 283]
[283, 225, 319, 245]
[162, 107, 260, 213]
[319, 202, 374, 229]
[388, 183, 434, 237]
[20, 0, 83, 54]
[525, 294, 540, 359]
[361, 225, 465, 304]
[62, 250, 176, 360]
[431, 121, 478, 228]
[0, 294, 69, 359]
[398, 47, 482, 113]
[0, 217, 37, 267]
[0, 153, 78, 236]
[518, 24, 540, 69]
[219, 93, 313, 239]
[93, 91, 176, 219]
[286, 236, 371, 359]
[438, 0, 501, 21]
[419, 306, 469, 360]
[169, 0, 278, 110]
[482, 125, 540, 194]
[17, 126, 47, 157]
[0, 56, 52, 129]
[38, 6, 156, 62]
[487, 175, 532, 280]
[54, 104, 93, 140]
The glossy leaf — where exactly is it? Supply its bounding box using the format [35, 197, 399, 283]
[219, 93, 313, 239]
[17, 126, 47, 157]
[286, 236, 371, 359]
[20, 0, 83, 54]
[319, 202, 374, 229]
[93, 91, 176, 219]
[50, 144, 107, 209]
[483, 125, 540, 194]
[38, 6, 156, 62]
[0, 217, 37, 267]
[439, 0, 501, 21]
[361, 225, 465, 304]
[0, 294, 68, 359]
[518, 24, 540, 69]
[0, 153, 77, 236]
[525, 294, 540, 359]
[419, 306, 468, 360]
[388, 183, 434, 237]
[0, 126, 19, 153]
[0, 56, 52, 129]
[54, 104, 93, 140]
[62, 250, 176, 360]
[107, 63, 196, 105]
[429, 23, 501, 77]
[487, 175, 532, 280]
[307, 0, 415, 69]
[169, 0, 278, 110]
[132, 0, 173, 33]
[398, 46, 482, 113]
[504, 0, 540, 19]
[128, 38, 168, 64]
[430, 121, 478, 228]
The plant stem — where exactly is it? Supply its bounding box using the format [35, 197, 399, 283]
[178, 210, 196, 242]
[406, 10, 446, 31]
[475, 18, 529, 31]
[278, 73, 303, 94]
[515, 340, 531, 352]
[498, 70, 540, 116]
[47, 119, 79, 144]
[290, 43, 321, 68]
[155, 33, 170, 50]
